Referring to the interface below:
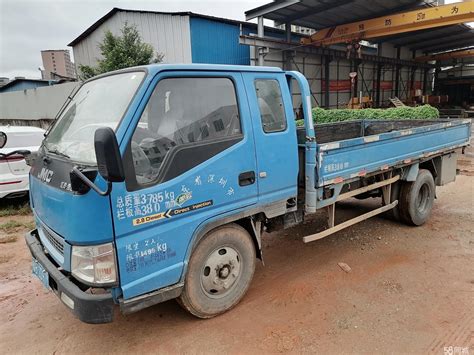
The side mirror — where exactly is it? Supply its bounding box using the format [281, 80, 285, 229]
[94, 127, 125, 182]
[0, 132, 7, 148]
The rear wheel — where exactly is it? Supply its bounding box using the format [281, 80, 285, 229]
[178, 224, 256, 318]
[399, 169, 435, 226]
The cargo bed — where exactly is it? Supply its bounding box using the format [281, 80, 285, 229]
[297, 119, 471, 187]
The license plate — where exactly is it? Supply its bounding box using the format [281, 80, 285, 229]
[32, 258, 51, 290]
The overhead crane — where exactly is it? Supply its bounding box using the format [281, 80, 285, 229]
[301, 2, 474, 47]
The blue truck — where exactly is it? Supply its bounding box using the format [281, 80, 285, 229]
[24, 64, 471, 323]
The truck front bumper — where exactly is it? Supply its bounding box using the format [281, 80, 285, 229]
[25, 230, 115, 324]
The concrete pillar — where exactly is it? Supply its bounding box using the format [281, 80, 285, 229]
[257, 16, 264, 66]
[284, 22, 292, 70]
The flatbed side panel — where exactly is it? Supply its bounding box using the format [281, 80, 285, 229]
[318, 122, 470, 186]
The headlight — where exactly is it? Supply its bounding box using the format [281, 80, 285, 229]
[71, 243, 117, 286]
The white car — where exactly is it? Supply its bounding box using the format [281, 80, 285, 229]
[0, 125, 45, 198]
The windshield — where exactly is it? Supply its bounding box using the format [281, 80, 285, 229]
[44, 71, 145, 164]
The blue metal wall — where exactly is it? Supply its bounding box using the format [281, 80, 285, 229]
[190, 17, 251, 65]
[189, 17, 303, 66]
[0, 81, 51, 93]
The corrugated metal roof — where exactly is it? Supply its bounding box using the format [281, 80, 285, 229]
[378, 25, 474, 53]
[245, 0, 474, 54]
[245, 0, 427, 29]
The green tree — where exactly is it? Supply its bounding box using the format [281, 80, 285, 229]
[78, 22, 163, 80]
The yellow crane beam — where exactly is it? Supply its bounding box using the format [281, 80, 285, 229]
[415, 49, 474, 62]
[301, 2, 474, 46]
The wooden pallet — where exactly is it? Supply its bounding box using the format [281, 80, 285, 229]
[389, 97, 406, 108]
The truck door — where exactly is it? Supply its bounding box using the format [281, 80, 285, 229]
[243, 72, 298, 205]
[110, 72, 258, 300]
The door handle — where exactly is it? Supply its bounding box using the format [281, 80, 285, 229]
[239, 171, 256, 186]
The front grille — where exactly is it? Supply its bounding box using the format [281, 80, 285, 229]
[41, 225, 64, 256]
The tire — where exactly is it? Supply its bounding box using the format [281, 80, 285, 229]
[399, 169, 435, 226]
[178, 224, 256, 318]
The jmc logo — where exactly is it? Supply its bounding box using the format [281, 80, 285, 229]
[37, 168, 54, 183]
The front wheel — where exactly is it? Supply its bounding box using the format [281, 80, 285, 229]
[178, 224, 256, 318]
[399, 169, 435, 226]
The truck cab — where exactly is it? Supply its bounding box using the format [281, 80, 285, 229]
[26, 64, 303, 323]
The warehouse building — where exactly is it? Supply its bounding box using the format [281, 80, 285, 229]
[66, 8, 385, 109]
[243, 0, 473, 109]
[68, 8, 290, 71]
[69, 3, 473, 110]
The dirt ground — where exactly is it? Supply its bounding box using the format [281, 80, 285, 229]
[0, 157, 473, 354]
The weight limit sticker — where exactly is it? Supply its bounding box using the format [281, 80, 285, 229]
[132, 200, 213, 226]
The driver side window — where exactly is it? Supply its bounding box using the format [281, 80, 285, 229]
[129, 77, 242, 187]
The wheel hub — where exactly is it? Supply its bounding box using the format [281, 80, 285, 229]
[219, 265, 231, 279]
[201, 247, 241, 298]
[416, 183, 430, 213]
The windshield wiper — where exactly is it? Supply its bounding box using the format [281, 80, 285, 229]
[45, 147, 70, 159]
